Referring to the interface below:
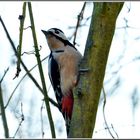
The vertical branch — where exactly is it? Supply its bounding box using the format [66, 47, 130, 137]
[69, 2, 124, 138]
[14, 2, 26, 79]
[0, 86, 9, 138]
[40, 101, 45, 138]
[0, 16, 59, 110]
[0, 68, 9, 138]
[27, 2, 56, 138]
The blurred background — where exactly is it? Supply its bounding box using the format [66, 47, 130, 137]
[0, 1, 140, 138]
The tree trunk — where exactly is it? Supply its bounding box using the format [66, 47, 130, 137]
[68, 2, 124, 138]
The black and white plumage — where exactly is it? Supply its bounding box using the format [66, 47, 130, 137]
[42, 28, 82, 135]
[48, 52, 63, 110]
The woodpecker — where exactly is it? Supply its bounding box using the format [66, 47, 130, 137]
[42, 28, 82, 135]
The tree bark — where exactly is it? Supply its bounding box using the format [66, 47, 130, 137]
[69, 2, 124, 138]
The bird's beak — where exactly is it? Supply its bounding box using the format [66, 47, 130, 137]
[41, 30, 48, 35]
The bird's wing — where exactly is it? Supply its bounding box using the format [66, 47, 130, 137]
[48, 53, 63, 109]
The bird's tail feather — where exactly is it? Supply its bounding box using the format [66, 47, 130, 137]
[61, 90, 74, 135]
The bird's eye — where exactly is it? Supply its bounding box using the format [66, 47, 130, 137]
[55, 30, 59, 34]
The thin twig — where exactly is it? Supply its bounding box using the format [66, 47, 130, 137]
[13, 102, 24, 138]
[68, 16, 91, 30]
[0, 68, 9, 83]
[73, 2, 86, 46]
[21, 45, 42, 56]
[102, 87, 119, 139]
[111, 124, 119, 138]
[0, 16, 17, 55]
[0, 69, 9, 138]
[5, 55, 59, 109]
[14, 2, 27, 79]
[102, 87, 115, 139]
[126, 2, 131, 13]
[40, 101, 45, 138]
[28, 2, 56, 138]
[0, 16, 59, 109]
[23, 25, 31, 30]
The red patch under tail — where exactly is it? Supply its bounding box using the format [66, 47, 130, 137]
[61, 90, 74, 135]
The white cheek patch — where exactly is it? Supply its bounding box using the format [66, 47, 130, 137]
[48, 28, 67, 41]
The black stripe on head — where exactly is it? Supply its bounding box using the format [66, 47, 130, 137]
[54, 34, 77, 50]
[50, 31, 77, 50]
[50, 28, 64, 34]
[64, 40, 77, 50]
[43, 28, 77, 50]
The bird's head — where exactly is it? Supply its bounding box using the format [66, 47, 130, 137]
[42, 28, 68, 50]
